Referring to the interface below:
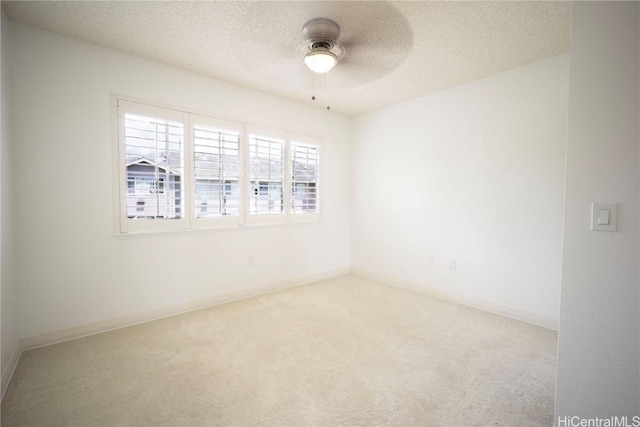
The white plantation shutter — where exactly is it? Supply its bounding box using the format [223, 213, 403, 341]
[192, 116, 242, 226]
[117, 98, 322, 233]
[291, 142, 319, 214]
[248, 131, 285, 222]
[119, 100, 189, 233]
[124, 114, 184, 219]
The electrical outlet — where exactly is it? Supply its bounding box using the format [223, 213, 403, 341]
[426, 256, 435, 267]
[448, 260, 456, 271]
[248, 256, 255, 266]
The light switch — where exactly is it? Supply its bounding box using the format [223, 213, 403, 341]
[597, 209, 610, 225]
[591, 203, 617, 232]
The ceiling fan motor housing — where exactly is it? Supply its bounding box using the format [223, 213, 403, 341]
[303, 18, 340, 51]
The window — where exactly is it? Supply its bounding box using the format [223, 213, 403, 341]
[128, 176, 165, 195]
[291, 142, 319, 214]
[192, 116, 243, 227]
[249, 132, 285, 220]
[116, 98, 321, 233]
[119, 103, 186, 231]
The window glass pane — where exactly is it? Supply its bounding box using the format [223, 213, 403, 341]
[194, 125, 241, 217]
[291, 143, 319, 213]
[124, 113, 184, 219]
[249, 135, 284, 215]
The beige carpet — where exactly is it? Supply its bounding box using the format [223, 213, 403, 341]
[1, 274, 557, 426]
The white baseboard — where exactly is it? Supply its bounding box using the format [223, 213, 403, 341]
[352, 268, 558, 331]
[2, 346, 21, 400]
[20, 267, 351, 352]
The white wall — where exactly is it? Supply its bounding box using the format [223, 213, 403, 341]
[1, 9, 20, 394]
[6, 3, 639, 418]
[6, 20, 352, 340]
[555, 1, 640, 418]
[351, 54, 569, 327]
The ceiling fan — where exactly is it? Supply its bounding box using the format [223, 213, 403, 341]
[300, 18, 345, 74]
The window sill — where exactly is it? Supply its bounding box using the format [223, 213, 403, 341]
[114, 218, 323, 238]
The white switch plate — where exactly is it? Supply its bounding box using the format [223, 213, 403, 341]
[591, 203, 617, 232]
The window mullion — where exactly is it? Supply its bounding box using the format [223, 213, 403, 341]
[118, 100, 129, 234]
[240, 125, 248, 226]
[218, 132, 223, 215]
[284, 137, 292, 221]
[184, 113, 194, 229]
[155, 120, 161, 218]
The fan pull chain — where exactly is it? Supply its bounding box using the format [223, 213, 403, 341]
[325, 72, 330, 111]
[310, 70, 330, 111]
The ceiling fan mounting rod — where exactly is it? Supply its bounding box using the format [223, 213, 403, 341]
[302, 18, 340, 47]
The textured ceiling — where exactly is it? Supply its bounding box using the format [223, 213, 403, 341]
[2, 1, 572, 116]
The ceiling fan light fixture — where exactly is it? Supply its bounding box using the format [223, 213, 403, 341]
[301, 18, 341, 74]
[304, 49, 338, 74]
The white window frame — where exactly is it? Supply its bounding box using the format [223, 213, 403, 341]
[190, 114, 245, 229]
[245, 126, 289, 226]
[117, 100, 190, 234]
[115, 96, 322, 234]
[289, 134, 322, 224]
